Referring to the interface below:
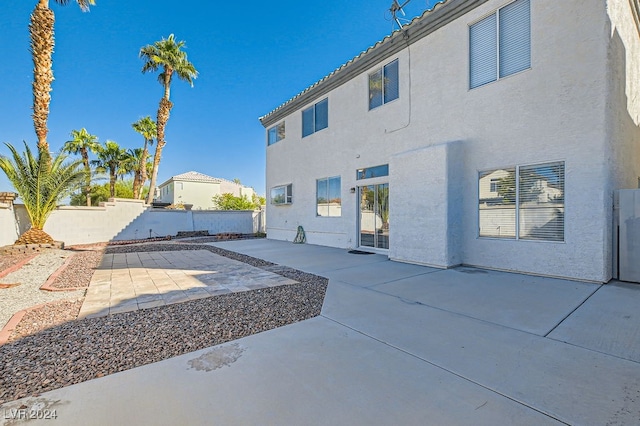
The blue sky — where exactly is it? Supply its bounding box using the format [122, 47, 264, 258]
[1, 0, 439, 197]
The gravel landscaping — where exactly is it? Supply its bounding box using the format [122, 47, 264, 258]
[0, 253, 35, 278]
[0, 250, 84, 328]
[48, 245, 105, 290]
[0, 242, 328, 405]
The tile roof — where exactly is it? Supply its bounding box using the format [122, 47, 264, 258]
[171, 171, 223, 183]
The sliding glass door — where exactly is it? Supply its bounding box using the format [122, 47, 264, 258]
[359, 183, 389, 249]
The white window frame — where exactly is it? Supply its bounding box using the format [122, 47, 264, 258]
[302, 98, 329, 138]
[368, 59, 399, 110]
[267, 122, 285, 146]
[478, 161, 565, 242]
[271, 184, 293, 205]
[469, 0, 531, 89]
[316, 176, 341, 217]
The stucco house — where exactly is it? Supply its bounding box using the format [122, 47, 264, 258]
[155, 171, 256, 210]
[259, 0, 640, 283]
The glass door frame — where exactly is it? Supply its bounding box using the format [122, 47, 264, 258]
[357, 182, 389, 252]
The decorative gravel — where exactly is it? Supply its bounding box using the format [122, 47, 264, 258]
[49, 246, 105, 290]
[0, 253, 35, 277]
[0, 242, 328, 405]
[0, 250, 85, 328]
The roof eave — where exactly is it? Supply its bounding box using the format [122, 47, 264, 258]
[259, 0, 489, 128]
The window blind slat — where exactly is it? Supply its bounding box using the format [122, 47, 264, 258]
[499, 0, 531, 78]
[384, 60, 399, 103]
[469, 13, 498, 89]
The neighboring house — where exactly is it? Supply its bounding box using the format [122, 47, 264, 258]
[259, 0, 640, 283]
[155, 171, 256, 210]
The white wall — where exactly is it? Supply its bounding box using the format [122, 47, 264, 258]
[0, 203, 20, 246]
[265, 0, 622, 282]
[6, 198, 263, 246]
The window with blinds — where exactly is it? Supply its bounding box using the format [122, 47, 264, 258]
[302, 98, 329, 137]
[479, 161, 564, 242]
[469, 0, 531, 89]
[369, 60, 399, 110]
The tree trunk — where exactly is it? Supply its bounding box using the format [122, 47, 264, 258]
[30, 1, 54, 154]
[139, 139, 149, 199]
[109, 169, 116, 198]
[132, 170, 141, 199]
[146, 97, 173, 204]
[81, 148, 91, 206]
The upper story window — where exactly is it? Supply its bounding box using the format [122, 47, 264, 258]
[469, 0, 531, 89]
[302, 98, 328, 138]
[268, 122, 285, 145]
[369, 59, 399, 110]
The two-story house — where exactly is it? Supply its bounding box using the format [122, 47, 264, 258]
[155, 171, 256, 210]
[259, 0, 640, 283]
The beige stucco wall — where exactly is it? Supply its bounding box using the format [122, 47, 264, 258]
[265, 0, 632, 282]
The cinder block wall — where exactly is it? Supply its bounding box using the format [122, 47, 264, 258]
[6, 199, 263, 246]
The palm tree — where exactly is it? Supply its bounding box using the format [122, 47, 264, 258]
[0, 142, 84, 244]
[91, 140, 127, 198]
[131, 116, 156, 199]
[140, 34, 198, 204]
[30, 0, 95, 154]
[121, 148, 150, 199]
[62, 128, 99, 206]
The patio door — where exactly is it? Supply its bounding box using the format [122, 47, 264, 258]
[359, 184, 389, 250]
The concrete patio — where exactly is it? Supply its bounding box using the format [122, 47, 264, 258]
[1, 239, 639, 425]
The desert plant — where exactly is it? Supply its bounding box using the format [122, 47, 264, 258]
[0, 142, 84, 244]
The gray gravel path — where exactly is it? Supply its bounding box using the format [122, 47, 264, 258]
[0, 250, 85, 327]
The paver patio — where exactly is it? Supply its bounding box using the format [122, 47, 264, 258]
[78, 250, 297, 319]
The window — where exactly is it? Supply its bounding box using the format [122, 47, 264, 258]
[490, 178, 499, 193]
[369, 59, 399, 110]
[302, 98, 328, 137]
[479, 161, 564, 241]
[271, 184, 292, 205]
[268, 122, 285, 145]
[469, 0, 531, 89]
[316, 176, 341, 217]
[357, 164, 389, 180]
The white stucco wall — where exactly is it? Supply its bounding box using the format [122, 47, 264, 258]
[0, 203, 20, 246]
[265, 0, 627, 282]
[7, 198, 262, 245]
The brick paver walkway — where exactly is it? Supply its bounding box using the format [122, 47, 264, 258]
[78, 250, 297, 319]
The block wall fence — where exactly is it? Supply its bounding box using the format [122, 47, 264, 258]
[0, 198, 265, 246]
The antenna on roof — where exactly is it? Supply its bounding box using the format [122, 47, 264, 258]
[389, 0, 412, 29]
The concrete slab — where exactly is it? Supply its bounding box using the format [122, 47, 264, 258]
[370, 267, 599, 335]
[325, 259, 440, 287]
[1, 318, 562, 426]
[322, 281, 640, 425]
[548, 281, 640, 362]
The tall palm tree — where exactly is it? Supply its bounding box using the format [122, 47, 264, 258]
[62, 128, 99, 206]
[121, 148, 150, 200]
[30, 0, 95, 154]
[139, 34, 198, 204]
[91, 140, 127, 198]
[131, 116, 156, 199]
[0, 142, 84, 244]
